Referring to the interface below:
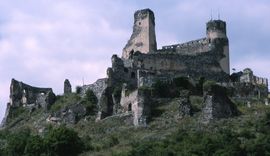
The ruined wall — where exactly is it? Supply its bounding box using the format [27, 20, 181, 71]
[161, 38, 211, 55]
[160, 20, 230, 74]
[122, 8, 157, 59]
[81, 78, 107, 100]
[9, 79, 55, 108]
[1, 79, 56, 127]
[240, 68, 268, 87]
[130, 48, 229, 82]
[120, 88, 151, 126]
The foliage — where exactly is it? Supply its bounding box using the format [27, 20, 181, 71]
[24, 135, 45, 156]
[5, 128, 31, 156]
[81, 89, 98, 115]
[50, 93, 81, 112]
[44, 126, 84, 156]
[7, 107, 27, 121]
[202, 80, 217, 92]
[2, 126, 84, 156]
[114, 111, 270, 156]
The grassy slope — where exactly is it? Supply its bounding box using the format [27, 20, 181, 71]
[2, 95, 270, 156]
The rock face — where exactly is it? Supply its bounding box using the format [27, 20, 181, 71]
[64, 79, 72, 94]
[178, 90, 192, 118]
[201, 85, 239, 123]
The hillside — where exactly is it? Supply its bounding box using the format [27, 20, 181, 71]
[1, 90, 270, 156]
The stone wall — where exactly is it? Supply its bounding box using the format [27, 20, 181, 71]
[9, 79, 55, 108]
[131, 48, 229, 82]
[240, 68, 268, 86]
[161, 38, 211, 55]
[1, 79, 56, 127]
[81, 78, 107, 100]
[120, 88, 151, 126]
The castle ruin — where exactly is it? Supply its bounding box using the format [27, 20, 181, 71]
[80, 9, 235, 126]
[1, 8, 269, 127]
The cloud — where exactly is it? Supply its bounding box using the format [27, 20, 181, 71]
[0, 0, 133, 120]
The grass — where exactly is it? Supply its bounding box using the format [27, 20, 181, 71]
[2, 93, 270, 156]
[50, 93, 82, 112]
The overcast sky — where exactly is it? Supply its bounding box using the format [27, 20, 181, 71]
[0, 0, 269, 121]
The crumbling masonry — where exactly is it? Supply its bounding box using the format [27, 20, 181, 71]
[82, 9, 235, 126]
[2, 9, 268, 127]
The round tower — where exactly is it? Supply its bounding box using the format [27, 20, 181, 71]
[206, 20, 227, 39]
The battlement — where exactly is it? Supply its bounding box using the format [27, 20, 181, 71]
[207, 20, 227, 39]
[161, 38, 211, 54]
[240, 68, 268, 87]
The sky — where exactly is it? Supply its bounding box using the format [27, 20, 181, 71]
[0, 0, 270, 121]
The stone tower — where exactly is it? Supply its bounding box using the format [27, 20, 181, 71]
[206, 20, 230, 74]
[122, 8, 157, 59]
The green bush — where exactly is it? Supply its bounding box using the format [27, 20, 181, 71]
[4, 126, 84, 156]
[5, 129, 31, 156]
[24, 135, 45, 156]
[44, 126, 84, 156]
[81, 89, 98, 115]
[50, 93, 81, 112]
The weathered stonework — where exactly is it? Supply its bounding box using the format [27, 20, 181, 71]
[120, 87, 151, 126]
[178, 90, 192, 118]
[201, 85, 239, 124]
[64, 79, 72, 94]
[1, 79, 56, 127]
[9, 79, 55, 108]
[122, 9, 157, 59]
[4, 9, 268, 128]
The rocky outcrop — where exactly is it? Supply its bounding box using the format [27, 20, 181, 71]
[201, 85, 239, 124]
[64, 79, 72, 94]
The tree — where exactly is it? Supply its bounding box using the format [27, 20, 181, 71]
[82, 89, 98, 114]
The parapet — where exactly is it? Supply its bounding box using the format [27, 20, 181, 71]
[206, 20, 227, 39]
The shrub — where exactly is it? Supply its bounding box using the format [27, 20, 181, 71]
[50, 93, 81, 112]
[5, 129, 31, 156]
[44, 126, 84, 156]
[81, 89, 98, 115]
[24, 135, 45, 156]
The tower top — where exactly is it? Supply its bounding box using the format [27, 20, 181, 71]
[206, 19, 227, 39]
[122, 8, 157, 59]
